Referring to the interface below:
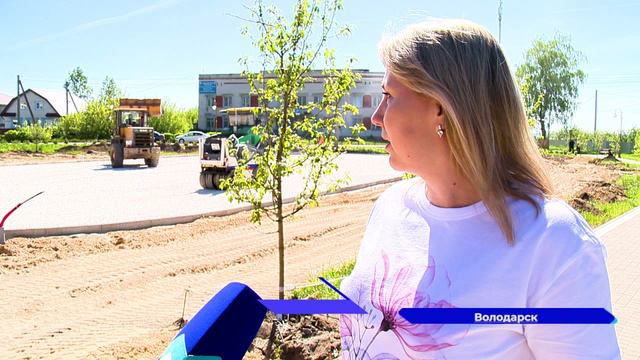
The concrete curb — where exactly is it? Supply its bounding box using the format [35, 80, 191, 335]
[595, 205, 640, 238]
[4, 176, 403, 240]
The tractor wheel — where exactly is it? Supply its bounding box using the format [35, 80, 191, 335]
[206, 173, 215, 189]
[145, 155, 159, 168]
[212, 174, 222, 189]
[111, 143, 124, 168]
[200, 173, 208, 189]
[201, 173, 211, 189]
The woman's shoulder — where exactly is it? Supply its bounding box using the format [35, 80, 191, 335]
[374, 177, 424, 207]
[512, 195, 605, 257]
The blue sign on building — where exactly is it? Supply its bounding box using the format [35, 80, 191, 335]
[199, 80, 217, 94]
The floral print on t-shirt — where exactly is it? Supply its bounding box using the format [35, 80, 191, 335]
[340, 251, 468, 360]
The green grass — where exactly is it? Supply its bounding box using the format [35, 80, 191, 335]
[345, 144, 387, 154]
[539, 145, 576, 158]
[161, 150, 198, 156]
[595, 158, 640, 171]
[621, 153, 640, 162]
[580, 174, 640, 227]
[289, 260, 355, 299]
[0, 142, 73, 154]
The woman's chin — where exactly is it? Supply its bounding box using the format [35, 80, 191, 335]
[387, 155, 406, 172]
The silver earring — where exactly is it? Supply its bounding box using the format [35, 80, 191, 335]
[436, 125, 445, 138]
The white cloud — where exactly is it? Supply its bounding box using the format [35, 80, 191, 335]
[8, 0, 184, 50]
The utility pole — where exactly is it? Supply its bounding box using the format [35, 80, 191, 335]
[615, 109, 623, 156]
[16, 75, 20, 126]
[65, 81, 69, 115]
[498, 0, 503, 43]
[593, 89, 598, 133]
[17, 78, 36, 126]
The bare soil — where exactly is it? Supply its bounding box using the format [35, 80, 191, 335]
[0, 155, 632, 359]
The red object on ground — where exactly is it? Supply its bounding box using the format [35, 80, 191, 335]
[0, 191, 44, 227]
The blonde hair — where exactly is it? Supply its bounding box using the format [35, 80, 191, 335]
[379, 19, 552, 245]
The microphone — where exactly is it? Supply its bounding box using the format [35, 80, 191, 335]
[159, 282, 267, 360]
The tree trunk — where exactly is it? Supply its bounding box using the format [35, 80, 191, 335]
[539, 118, 549, 149]
[277, 187, 284, 300]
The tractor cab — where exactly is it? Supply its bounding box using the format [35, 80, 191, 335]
[116, 108, 147, 128]
[109, 98, 162, 168]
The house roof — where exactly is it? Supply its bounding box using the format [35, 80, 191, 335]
[30, 88, 87, 115]
[0, 88, 87, 117]
[0, 92, 11, 106]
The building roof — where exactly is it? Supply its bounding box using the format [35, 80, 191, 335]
[199, 69, 384, 80]
[0, 88, 87, 117]
[0, 92, 11, 106]
[30, 88, 87, 115]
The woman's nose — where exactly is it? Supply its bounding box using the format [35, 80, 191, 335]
[371, 100, 384, 127]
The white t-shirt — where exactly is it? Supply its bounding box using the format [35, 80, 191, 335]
[339, 178, 620, 360]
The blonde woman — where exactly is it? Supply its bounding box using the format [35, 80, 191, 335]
[339, 20, 620, 359]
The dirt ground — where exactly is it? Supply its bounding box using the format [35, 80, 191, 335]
[0, 154, 632, 359]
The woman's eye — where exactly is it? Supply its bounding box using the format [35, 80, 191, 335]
[382, 91, 392, 98]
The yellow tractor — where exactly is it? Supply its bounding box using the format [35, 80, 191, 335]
[109, 98, 162, 168]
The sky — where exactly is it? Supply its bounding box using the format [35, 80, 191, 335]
[1, 0, 638, 132]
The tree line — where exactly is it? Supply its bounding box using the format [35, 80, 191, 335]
[3, 67, 198, 142]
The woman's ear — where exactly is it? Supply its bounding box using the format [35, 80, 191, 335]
[437, 105, 443, 117]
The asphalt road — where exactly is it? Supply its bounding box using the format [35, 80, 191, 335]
[0, 154, 401, 236]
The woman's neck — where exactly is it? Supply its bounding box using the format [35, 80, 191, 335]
[423, 175, 481, 208]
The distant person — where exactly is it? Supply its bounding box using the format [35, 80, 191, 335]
[339, 19, 620, 359]
[569, 138, 575, 153]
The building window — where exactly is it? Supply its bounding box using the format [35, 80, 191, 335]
[351, 94, 363, 108]
[206, 117, 214, 129]
[223, 95, 233, 108]
[362, 95, 372, 108]
[298, 95, 307, 106]
[373, 95, 382, 108]
[241, 94, 251, 107]
[36, 102, 43, 110]
[312, 94, 322, 104]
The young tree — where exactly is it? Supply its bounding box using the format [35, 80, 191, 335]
[184, 108, 199, 129]
[26, 124, 52, 152]
[81, 99, 114, 140]
[222, 0, 362, 302]
[99, 76, 123, 101]
[148, 102, 193, 135]
[65, 67, 93, 99]
[57, 112, 83, 141]
[516, 35, 586, 148]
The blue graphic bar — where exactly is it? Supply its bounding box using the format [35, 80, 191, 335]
[258, 277, 367, 315]
[399, 308, 616, 324]
[259, 299, 367, 314]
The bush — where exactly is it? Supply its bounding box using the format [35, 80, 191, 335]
[4, 128, 30, 142]
[164, 132, 176, 143]
[51, 124, 66, 140]
[148, 103, 194, 135]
